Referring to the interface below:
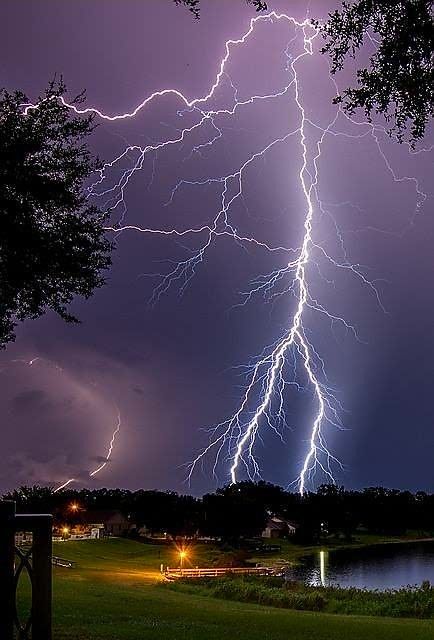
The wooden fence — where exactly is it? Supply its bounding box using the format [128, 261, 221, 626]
[164, 565, 273, 579]
[51, 555, 75, 568]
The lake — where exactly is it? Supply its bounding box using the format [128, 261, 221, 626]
[286, 542, 434, 590]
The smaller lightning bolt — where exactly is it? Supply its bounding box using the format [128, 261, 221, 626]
[89, 410, 122, 477]
[54, 410, 122, 492]
[9, 356, 122, 493]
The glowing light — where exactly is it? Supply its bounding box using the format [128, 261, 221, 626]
[319, 549, 327, 587]
[179, 548, 188, 569]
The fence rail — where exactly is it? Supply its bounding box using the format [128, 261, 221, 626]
[164, 566, 273, 579]
[52, 555, 75, 568]
[0, 501, 52, 640]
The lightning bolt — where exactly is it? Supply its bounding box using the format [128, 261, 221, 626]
[10, 357, 122, 492]
[184, 18, 346, 494]
[55, 410, 122, 492]
[26, 11, 427, 494]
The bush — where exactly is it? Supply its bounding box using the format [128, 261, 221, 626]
[164, 576, 434, 619]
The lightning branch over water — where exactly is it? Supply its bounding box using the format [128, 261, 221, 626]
[29, 12, 427, 493]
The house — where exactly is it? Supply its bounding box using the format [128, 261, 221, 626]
[55, 509, 132, 539]
[262, 516, 297, 539]
[79, 510, 131, 536]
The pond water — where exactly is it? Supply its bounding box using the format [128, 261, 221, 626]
[285, 542, 434, 590]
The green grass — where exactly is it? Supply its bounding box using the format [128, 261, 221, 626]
[26, 538, 432, 639]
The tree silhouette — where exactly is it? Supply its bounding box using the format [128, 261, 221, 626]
[319, 1, 434, 143]
[0, 80, 112, 347]
[5, 482, 434, 540]
[173, 0, 267, 19]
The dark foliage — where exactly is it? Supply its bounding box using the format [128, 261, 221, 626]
[168, 576, 434, 618]
[131, 489, 202, 536]
[0, 80, 112, 347]
[173, 0, 267, 20]
[319, 1, 434, 143]
[5, 481, 434, 542]
[202, 483, 268, 542]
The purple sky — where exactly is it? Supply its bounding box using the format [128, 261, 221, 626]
[1, 0, 433, 495]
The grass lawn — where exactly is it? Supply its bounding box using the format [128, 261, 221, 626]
[33, 538, 434, 640]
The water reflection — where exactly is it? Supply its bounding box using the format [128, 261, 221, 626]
[299, 548, 328, 587]
[319, 549, 327, 587]
[286, 542, 434, 590]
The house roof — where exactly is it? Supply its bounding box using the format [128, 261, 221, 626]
[265, 516, 298, 530]
[79, 510, 128, 525]
[265, 518, 287, 531]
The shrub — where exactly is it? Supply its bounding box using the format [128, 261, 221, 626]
[164, 576, 434, 619]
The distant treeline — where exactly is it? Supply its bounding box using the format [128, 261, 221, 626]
[4, 482, 434, 543]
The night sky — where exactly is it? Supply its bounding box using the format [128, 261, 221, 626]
[1, 0, 433, 495]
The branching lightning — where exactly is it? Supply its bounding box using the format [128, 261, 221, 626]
[27, 11, 427, 493]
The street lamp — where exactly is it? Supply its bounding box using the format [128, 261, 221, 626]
[179, 550, 187, 570]
[62, 526, 69, 540]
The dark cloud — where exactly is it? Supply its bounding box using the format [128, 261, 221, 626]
[12, 389, 50, 413]
[90, 456, 109, 464]
[132, 386, 145, 396]
[0, 451, 76, 487]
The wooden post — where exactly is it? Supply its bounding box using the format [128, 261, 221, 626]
[31, 515, 53, 640]
[0, 501, 16, 640]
